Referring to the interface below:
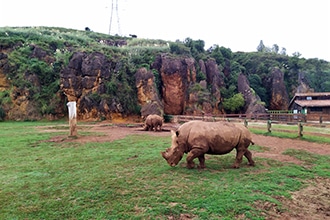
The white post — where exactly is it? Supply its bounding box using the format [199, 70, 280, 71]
[67, 101, 77, 137]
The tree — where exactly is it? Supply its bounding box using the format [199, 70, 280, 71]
[272, 44, 279, 54]
[292, 51, 302, 58]
[208, 44, 224, 65]
[280, 47, 287, 55]
[219, 46, 232, 59]
[257, 40, 265, 52]
[222, 93, 245, 113]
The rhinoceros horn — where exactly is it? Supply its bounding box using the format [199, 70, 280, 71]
[161, 148, 170, 159]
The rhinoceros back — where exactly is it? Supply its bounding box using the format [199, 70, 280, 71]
[177, 121, 245, 154]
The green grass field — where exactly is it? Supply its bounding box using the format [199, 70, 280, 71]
[0, 121, 329, 219]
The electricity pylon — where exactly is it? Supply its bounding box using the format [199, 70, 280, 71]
[108, 0, 121, 35]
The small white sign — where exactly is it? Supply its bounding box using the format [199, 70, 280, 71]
[67, 101, 77, 119]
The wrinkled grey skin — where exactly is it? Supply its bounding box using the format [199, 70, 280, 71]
[143, 114, 163, 132]
[161, 121, 255, 169]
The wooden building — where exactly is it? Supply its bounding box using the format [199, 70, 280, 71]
[289, 92, 330, 114]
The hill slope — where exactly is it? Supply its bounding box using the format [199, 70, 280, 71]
[0, 27, 329, 121]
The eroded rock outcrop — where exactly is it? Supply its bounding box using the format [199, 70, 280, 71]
[135, 67, 163, 117]
[269, 68, 289, 110]
[204, 59, 224, 110]
[60, 51, 122, 120]
[152, 54, 196, 115]
[238, 73, 267, 114]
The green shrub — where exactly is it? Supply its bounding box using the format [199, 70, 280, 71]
[222, 93, 245, 113]
[0, 106, 5, 121]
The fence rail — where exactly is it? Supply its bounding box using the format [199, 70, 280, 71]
[170, 113, 330, 124]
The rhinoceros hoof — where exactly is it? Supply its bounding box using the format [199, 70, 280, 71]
[187, 162, 195, 169]
[197, 164, 206, 169]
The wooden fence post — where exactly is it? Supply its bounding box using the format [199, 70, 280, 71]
[244, 119, 248, 127]
[67, 101, 77, 137]
[298, 122, 303, 137]
[267, 120, 272, 132]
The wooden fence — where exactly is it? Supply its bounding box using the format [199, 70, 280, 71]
[170, 113, 330, 124]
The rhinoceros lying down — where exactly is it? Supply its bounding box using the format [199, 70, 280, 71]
[161, 121, 255, 169]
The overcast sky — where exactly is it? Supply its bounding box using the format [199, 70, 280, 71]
[1, 0, 329, 61]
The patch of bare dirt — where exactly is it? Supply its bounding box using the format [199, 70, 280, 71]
[251, 134, 330, 165]
[40, 122, 330, 219]
[254, 177, 330, 220]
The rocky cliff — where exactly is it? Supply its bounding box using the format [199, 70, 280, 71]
[2, 27, 326, 121]
[60, 51, 129, 120]
[0, 47, 292, 120]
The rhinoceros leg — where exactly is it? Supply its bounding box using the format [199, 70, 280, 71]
[244, 149, 255, 166]
[186, 148, 207, 169]
[232, 149, 245, 168]
[198, 155, 206, 169]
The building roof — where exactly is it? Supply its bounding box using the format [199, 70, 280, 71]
[289, 92, 330, 107]
[294, 100, 330, 107]
[295, 92, 330, 97]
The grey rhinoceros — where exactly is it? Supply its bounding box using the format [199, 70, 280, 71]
[161, 121, 255, 169]
[143, 114, 163, 132]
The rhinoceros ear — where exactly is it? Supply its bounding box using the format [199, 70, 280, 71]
[171, 130, 179, 136]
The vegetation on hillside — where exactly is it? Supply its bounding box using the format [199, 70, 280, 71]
[0, 27, 329, 119]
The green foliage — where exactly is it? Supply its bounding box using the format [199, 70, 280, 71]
[0, 106, 5, 121]
[183, 38, 206, 60]
[0, 90, 11, 104]
[248, 74, 268, 104]
[189, 83, 211, 106]
[196, 70, 206, 82]
[152, 69, 162, 94]
[220, 46, 232, 60]
[303, 59, 330, 92]
[169, 42, 190, 55]
[220, 84, 237, 99]
[257, 40, 266, 52]
[104, 59, 140, 114]
[221, 69, 240, 100]
[163, 114, 172, 123]
[222, 93, 245, 113]
[207, 44, 225, 65]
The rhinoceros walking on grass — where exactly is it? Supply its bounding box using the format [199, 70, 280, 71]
[143, 114, 163, 132]
[161, 121, 255, 169]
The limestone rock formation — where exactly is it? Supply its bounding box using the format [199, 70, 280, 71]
[0, 49, 54, 120]
[135, 67, 163, 117]
[152, 54, 196, 115]
[237, 73, 267, 114]
[60, 51, 122, 120]
[296, 72, 314, 93]
[204, 59, 224, 109]
[269, 68, 289, 110]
